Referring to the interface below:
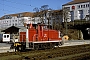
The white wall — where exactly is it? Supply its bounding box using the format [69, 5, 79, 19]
[0, 16, 43, 29]
[63, 2, 89, 22]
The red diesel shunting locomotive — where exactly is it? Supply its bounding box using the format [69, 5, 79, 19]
[14, 23, 64, 51]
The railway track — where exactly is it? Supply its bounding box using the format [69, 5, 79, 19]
[0, 44, 90, 60]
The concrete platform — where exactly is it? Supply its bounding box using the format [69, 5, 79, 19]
[0, 48, 14, 53]
[0, 43, 14, 53]
[59, 40, 90, 47]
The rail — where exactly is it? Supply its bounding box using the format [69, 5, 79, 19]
[0, 44, 90, 60]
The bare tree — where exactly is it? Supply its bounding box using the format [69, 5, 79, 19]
[63, 7, 70, 34]
[33, 5, 53, 28]
[33, 7, 39, 12]
[41, 5, 49, 11]
[63, 7, 69, 22]
[39, 5, 49, 24]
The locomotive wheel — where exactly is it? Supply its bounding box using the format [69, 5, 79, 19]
[50, 43, 54, 49]
[16, 46, 22, 51]
[34, 44, 39, 50]
[16, 45, 26, 52]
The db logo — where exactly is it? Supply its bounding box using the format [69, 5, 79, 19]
[44, 34, 47, 37]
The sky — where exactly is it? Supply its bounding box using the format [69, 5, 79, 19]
[0, 0, 72, 17]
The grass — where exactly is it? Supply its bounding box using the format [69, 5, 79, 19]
[0, 55, 21, 60]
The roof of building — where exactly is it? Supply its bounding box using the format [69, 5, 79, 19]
[63, 0, 89, 6]
[33, 9, 63, 17]
[0, 12, 34, 20]
[1, 26, 20, 34]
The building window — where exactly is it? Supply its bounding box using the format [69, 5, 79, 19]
[15, 20, 17, 22]
[81, 5, 83, 8]
[12, 24, 14, 26]
[77, 5, 80, 8]
[15, 23, 17, 26]
[17, 13, 23, 18]
[64, 7, 70, 10]
[4, 15, 12, 19]
[88, 10, 90, 13]
[13, 20, 14, 22]
[80, 5, 85, 8]
[86, 4, 88, 7]
[9, 24, 11, 26]
[88, 4, 89, 7]
[83, 5, 85, 8]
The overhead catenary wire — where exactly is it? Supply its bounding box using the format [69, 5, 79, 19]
[2, 0, 37, 8]
[0, 2, 31, 12]
[0, 10, 18, 17]
[0, 0, 39, 16]
[0, 0, 21, 16]
[0, 8, 14, 13]
[0, 0, 39, 17]
[0, 0, 16, 16]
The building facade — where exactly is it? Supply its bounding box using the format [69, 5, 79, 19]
[0, 10, 63, 31]
[62, 0, 90, 22]
[0, 12, 41, 30]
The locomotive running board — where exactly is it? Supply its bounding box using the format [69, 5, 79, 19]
[32, 40, 62, 43]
